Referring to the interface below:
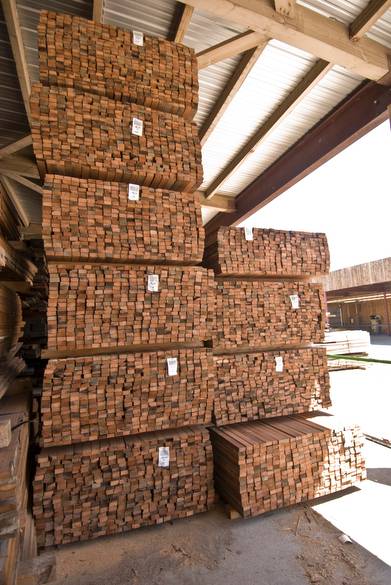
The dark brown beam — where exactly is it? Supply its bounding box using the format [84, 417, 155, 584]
[350, 0, 391, 41]
[205, 80, 391, 235]
[171, 3, 194, 43]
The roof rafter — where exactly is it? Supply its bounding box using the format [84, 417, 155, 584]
[184, 0, 391, 80]
[199, 40, 269, 145]
[199, 192, 236, 212]
[0, 171, 43, 195]
[93, 0, 104, 23]
[2, 0, 31, 123]
[204, 59, 332, 199]
[350, 0, 391, 41]
[0, 175, 29, 227]
[0, 135, 32, 158]
[171, 3, 194, 43]
[197, 30, 266, 68]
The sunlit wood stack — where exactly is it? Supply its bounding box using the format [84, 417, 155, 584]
[214, 348, 331, 426]
[211, 415, 366, 518]
[213, 279, 325, 350]
[40, 349, 215, 446]
[42, 175, 204, 263]
[38, 11, 198, 120]
[30, 84, 203, 191]
[46, 264, 215, 354]
[204, 227, 330, 277]
[33, 426, 214, 547]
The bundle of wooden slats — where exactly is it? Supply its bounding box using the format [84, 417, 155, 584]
[0, 184, 21, 241]
[204, 227, 330, 277]
[30, 84, 203, 192]
[214, 348, 331, 426]
[0, 236, 37, 289]
[0, 285, 24, 357]
[211, 415, 366, 518]
[42, 175, 204, 263]
[33, 426, 214, 547]
[38, 11, 198, 121]
[46, 264, 215, 354]
[213, 279, 325, 349]
[41, 349, 215, 446]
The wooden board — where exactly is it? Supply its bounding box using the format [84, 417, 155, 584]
[204, 226, 330, 277]
[42, 175, 204, 263]
[214, 348, 330, 425]
[33, 426, 215, 547]
[38, 11, 198, 120]
[40, 349, 215, 446]
[211, 414, 366, 518]
[46, 264, 215, 353]
[30, 84, 203, 192]
[213, 279, 326, 350]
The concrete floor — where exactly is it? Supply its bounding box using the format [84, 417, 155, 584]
[49, 353, 391, 585]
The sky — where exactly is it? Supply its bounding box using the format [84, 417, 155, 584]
[241, 120, 391, 271]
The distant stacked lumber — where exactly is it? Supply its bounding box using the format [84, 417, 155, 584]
[30, 84, 203, 191]
[46, 264, 215, 354]
[38, 11, 198, 121]
[204, 227, 330, 277]
[33, 426, 214, 547]
[41, 349, 215, 446]
[214, 348, 331, 425]
[213, 280, 325, 350]
[42, 175, 204, 263]
[318, 330, 370, 356]
[0, 236, 37, 288]
[211, 415, 366, 518]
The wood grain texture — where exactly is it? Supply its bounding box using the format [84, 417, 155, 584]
[204, 227, 330, 277]
[214, 348, 330, 425]
[38, 11, 198, 120]
[46, 264, 215, 353]
[211, 415, 366, 518]
[41, 349, 215, 446]
[43, 175, 204, 263]
[30, 84, 203, 192]
[33, 426, 215, 547]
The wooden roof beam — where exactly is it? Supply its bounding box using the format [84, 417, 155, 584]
[204, 59, 332, 198]
[0, 175, 29, 227]
[0, 171, 43, 195]
[197, 30, 266, 68]
[171, 3, 194, 43]
[350, 0, 391, 41]
[2, 0, 31, 123]
[200, 39, 269, 145]
[184, 0, 391, 81]
[0, 135, 32, 158]
[0, 155, 40, 179]
[93, 0, 104, 23]
[199, 192, 236, 212]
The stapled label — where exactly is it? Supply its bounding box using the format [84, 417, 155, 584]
[147, 274, 159, 292]
[132, 117, 143, 136]
[158, 446, 170, 468]
[342, 429, 353, 448]
[166, 357, 178, 376]
[133, 31, 144, 46]
[244, 226, 253, 241]
[289, 294, 300, 309]
[275, 356, 284, 372]
[128, 184, 140, 201]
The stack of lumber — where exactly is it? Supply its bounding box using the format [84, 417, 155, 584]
[41, 349, 215, 446]
[0, 286, 25, 399]
[30, 84, 203, 191]
[213, 279, 325, 350]
[38, 11, 198, 120]
[211, 414, 366, 518]
[204, 227, 330, 277]
[46, 264, 215, 354]
[0, 237, 37, 289]
[0, 184, 21, 241]
[318, 330, 370, 356]
[214, 348, 331, 425]
[42, 175, 204, 263]
[33, 426, 214, 547]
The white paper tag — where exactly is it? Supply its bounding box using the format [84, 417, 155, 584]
[133, 31, 144, 46]
[289, 294, 300, 309]
[166, 357, 178, 376]
[128, 183, 140, 201]
[343, 429, 353, 448]
[147, 274, 159, 292]
[158, 446, 170, 468]
[275, 356, 284, 372]
[132, 117, 143, 136]
[244, 226, 253, 241]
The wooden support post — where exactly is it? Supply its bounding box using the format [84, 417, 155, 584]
[383, 292, 391, 335]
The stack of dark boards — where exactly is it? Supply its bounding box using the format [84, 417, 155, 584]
[30, 85, 202, 192]
[211, 415, 366, 518]
[0, 287, 25, 400]
[42, 175, 204, 263]
[38, 11, 198, 120]
[33, 426, 214, 547]
[32, 9, 215, 550]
